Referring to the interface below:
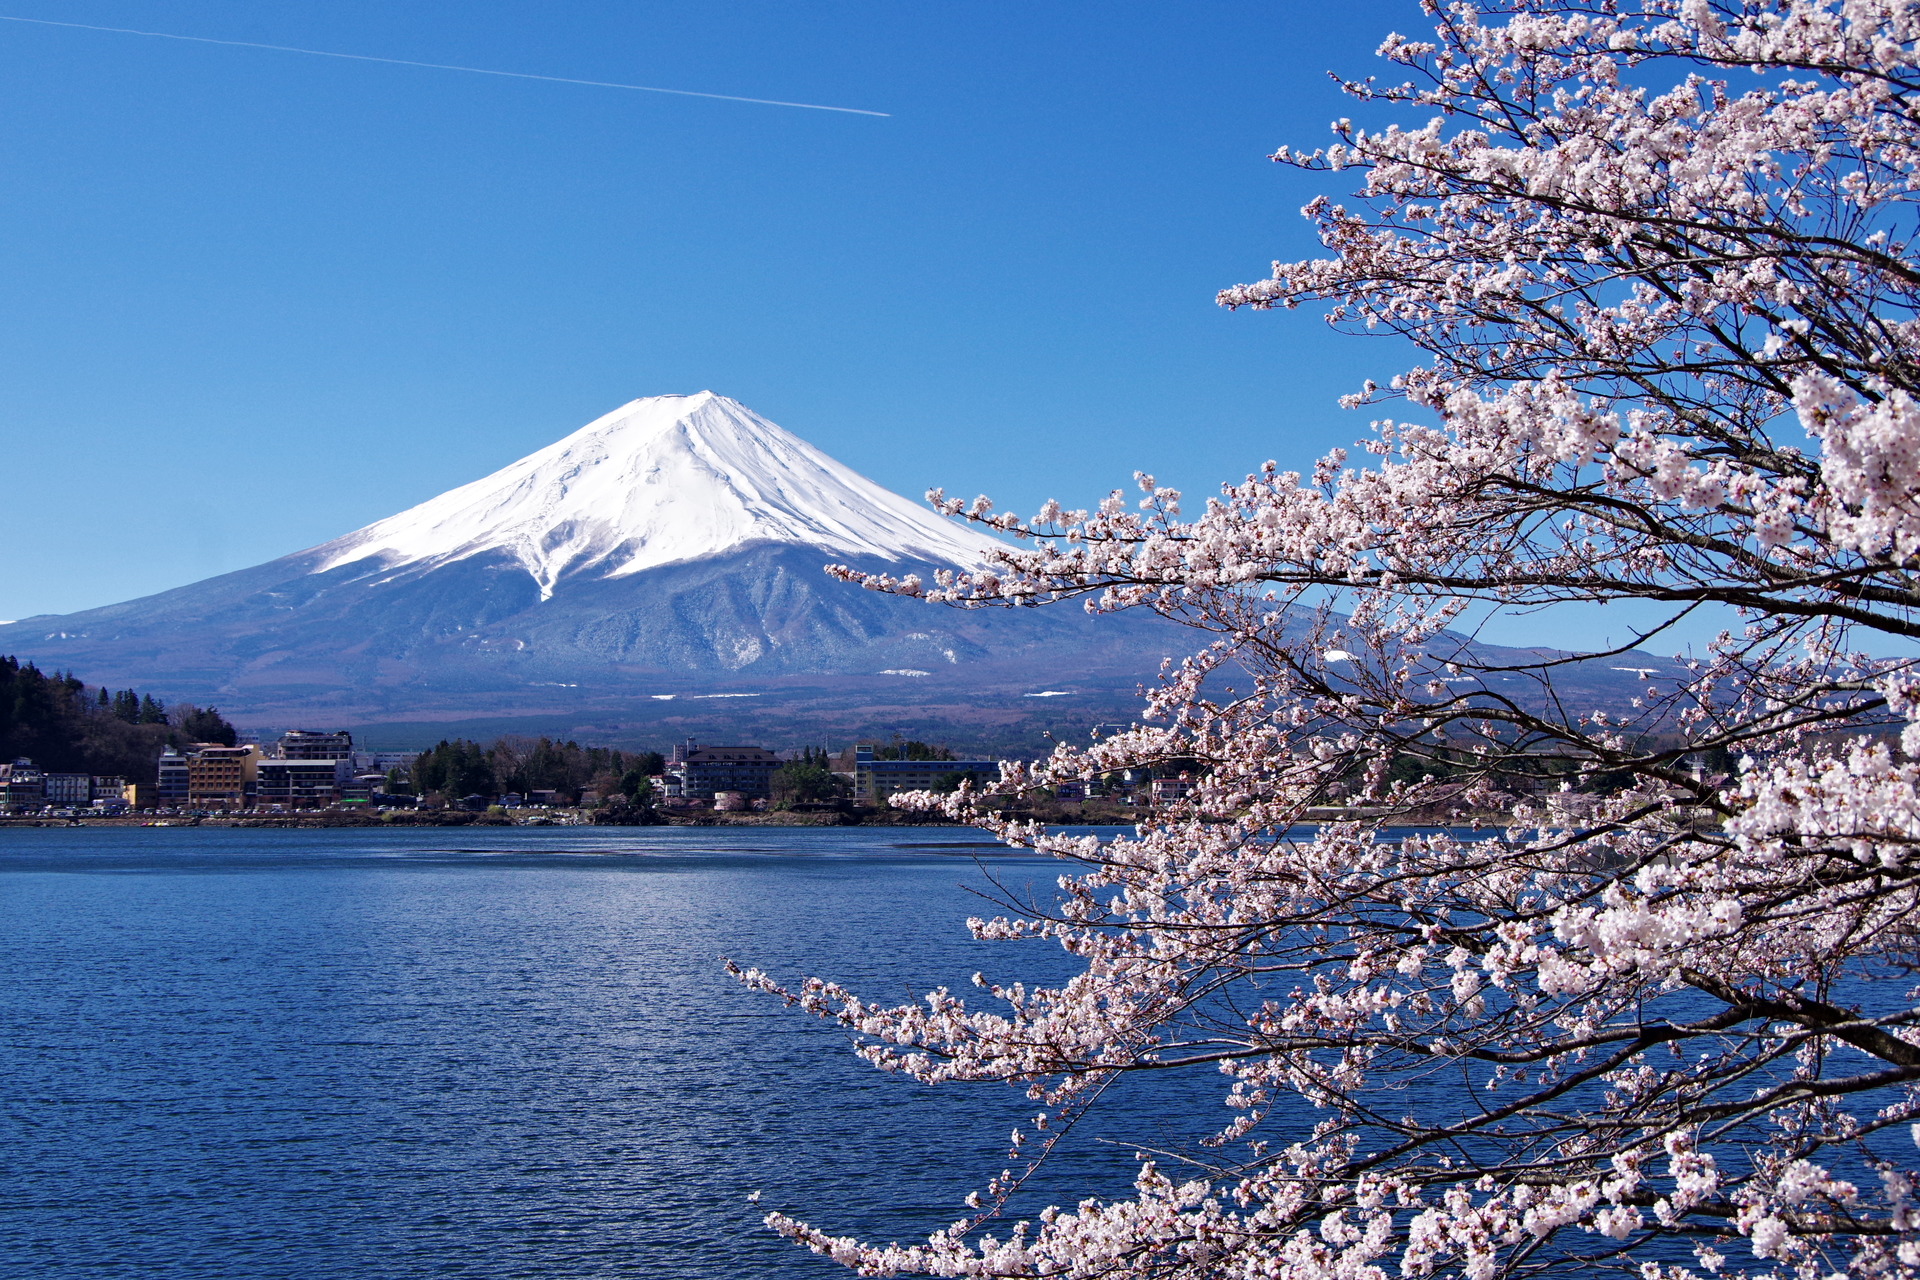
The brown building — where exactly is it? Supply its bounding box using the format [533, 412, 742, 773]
[186, 745, 261, 809]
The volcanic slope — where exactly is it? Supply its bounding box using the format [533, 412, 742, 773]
[0, 393, 1690, 747]
[0, 394, 1186, 733]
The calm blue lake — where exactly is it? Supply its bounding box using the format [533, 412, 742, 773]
[0, 826, 1203, 1279]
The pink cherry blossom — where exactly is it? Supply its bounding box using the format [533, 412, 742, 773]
[742, 4, 1920, 1275]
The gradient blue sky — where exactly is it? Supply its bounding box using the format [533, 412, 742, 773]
[0, 3, 1451, 626]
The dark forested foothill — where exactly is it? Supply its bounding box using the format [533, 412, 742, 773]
[0, 657, 237, 784]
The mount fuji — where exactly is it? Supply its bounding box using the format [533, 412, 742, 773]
[311, 392, 1009, 604]
[0, 394, 1181, 746]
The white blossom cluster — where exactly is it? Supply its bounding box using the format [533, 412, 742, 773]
[741, 3, 1920, 1276]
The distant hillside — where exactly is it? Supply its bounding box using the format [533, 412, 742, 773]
[0, 657, 235, 784]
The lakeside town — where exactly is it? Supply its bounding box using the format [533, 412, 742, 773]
[0, 651, 1733, 830]
[0, 714, 1736, 831]
[0, 726, 1199, 826]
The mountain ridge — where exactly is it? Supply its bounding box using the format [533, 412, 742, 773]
[0, 396, 1188, 742]
[0, 394, 1689, 751]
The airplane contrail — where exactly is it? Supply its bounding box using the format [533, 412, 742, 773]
[0, 13, 891, 116]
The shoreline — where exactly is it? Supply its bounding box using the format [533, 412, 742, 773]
[0, 808, 974, 830]
[0, 806, 1531, 831]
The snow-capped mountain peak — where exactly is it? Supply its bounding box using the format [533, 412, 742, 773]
[313, 392, 1005, 598]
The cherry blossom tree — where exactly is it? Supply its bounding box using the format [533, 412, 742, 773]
[733, 3, 1920, 1275]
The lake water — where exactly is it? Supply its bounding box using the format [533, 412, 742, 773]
[0, 826, 1199, 1279]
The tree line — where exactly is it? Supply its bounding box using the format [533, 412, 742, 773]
[406, 740, 981, 809]
[406, 737, 664, 804]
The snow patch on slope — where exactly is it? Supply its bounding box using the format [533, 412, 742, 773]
[313, 392, 1004, 599]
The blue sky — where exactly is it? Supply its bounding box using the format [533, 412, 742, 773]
[0, 3, 1420, 622]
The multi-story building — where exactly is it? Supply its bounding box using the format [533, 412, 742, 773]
[1150, 775, 1195, 804]
[672, 743, 780, 801]
[354, 750, 417, 776]
[187, 745, 260, 809]
[156, 748, 190, 808]
[245, 730, 357, 808]
[42, 773, 92, 805]
[280, 730, 353, 760]
[256, 757, 349, 808]
[851, 746, 1000, 804]
[0, 759, 45, 809]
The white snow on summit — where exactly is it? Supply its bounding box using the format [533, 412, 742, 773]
[314, 392, 1005, 598]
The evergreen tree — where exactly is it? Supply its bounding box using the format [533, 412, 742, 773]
[411, 740, 494, 800]
[170, 704, 237, 747]
[771, 747, 845, 807]
[0, 656, 208, 783]
[617, 766, 652, 803]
